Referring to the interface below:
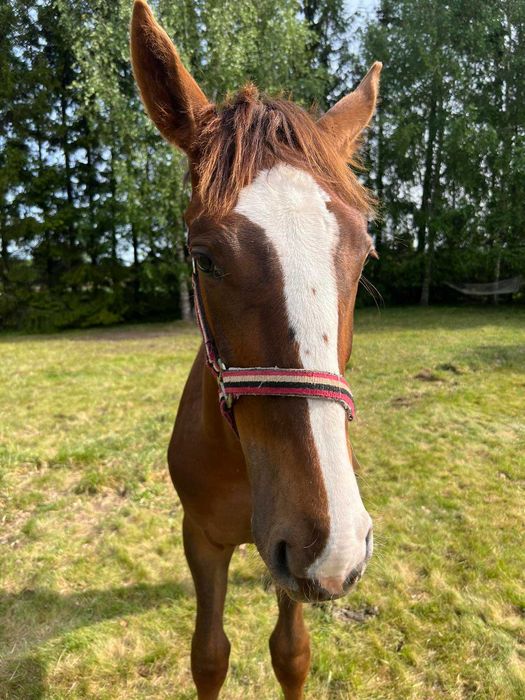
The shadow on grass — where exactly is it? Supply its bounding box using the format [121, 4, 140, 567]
[2, 307, 524, 346]
[461, 343, 525, 373]
[0, 581, 185, 700]
[0, 321, 197, 345]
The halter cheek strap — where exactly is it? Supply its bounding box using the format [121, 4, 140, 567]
[191, 266, 355, 435]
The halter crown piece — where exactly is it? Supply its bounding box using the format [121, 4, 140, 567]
[191, 262, 355, 435]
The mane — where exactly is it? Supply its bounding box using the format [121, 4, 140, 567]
[194, 85, 375, 218]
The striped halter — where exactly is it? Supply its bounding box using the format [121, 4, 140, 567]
[191, 263, 355, 435]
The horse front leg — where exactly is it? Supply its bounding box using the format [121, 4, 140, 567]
[183, 515, 234, 700]
[269, 587, 311, 700]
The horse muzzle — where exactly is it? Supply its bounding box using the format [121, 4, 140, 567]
[266, 523, 373, 603]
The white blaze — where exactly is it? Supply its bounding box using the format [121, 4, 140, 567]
[235, 163, 370, 580]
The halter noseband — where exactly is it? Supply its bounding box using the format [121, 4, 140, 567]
[191, 262, 355, 435]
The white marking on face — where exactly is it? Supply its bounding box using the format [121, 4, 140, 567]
[235, 163, 371, 582]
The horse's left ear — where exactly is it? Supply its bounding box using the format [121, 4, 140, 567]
[317, 62, 382, 157]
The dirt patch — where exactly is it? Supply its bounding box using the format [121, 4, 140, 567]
[0, 321, 196, 345]
[391, 393, 422, 408]
[333, 604, 379, 623]
[436, 362, 462, 374]
[80, 325, 192, 342]
[414, 368, 443, 382]
[0, 469, 126, 547]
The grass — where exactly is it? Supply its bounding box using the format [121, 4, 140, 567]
[0, 306, 524, 700]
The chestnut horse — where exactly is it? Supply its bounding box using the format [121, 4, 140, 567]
[131, 2, 381, 697]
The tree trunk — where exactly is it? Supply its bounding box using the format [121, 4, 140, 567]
[110, 145, 118, 287]
[36, 127, 53, 288]
[493, 245, 501, 306]
[419, 252, 434, 306]
[417, 88, 439, 255]
[85, 140, 98, 270]
[60, 93, 75, 254]
[0, 211, 9, 284]
[419, 106, 444, 306]
[131, 222, 140, 308]
[374, 106, 385, 251]
[176, 242, 192, 321]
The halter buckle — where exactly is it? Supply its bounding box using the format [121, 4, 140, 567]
[217, 359, 233, 409]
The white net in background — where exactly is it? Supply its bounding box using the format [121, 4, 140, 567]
[446, 276, 523, 296]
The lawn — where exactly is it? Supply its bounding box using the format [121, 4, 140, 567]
[0, 306, 524, 700]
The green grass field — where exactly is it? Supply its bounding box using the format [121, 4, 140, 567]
[1, 307, 524, 700]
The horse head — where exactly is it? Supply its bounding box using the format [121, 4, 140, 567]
[131, 0, 380, 603]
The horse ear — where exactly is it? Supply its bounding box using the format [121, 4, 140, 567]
[317, 62, 382, 157]
[130, 0, 209, 152]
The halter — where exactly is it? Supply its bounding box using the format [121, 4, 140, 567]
[191, 262, 355, 435]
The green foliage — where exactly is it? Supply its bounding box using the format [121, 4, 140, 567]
[360, 0, 525, 304]
[1, 0, 335, 331]
[0, 0, 524, 330]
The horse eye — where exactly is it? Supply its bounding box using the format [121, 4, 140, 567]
[195, 254, 215, 275]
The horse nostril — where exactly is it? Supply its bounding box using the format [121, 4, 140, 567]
[345, 567, 361, 587]
[365, 526, 374, 561]
[273, 540, 290, 579]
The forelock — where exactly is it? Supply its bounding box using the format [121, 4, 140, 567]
[192, 86, 375, 218]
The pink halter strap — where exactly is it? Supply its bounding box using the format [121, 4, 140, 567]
[192, 266, 355, 435]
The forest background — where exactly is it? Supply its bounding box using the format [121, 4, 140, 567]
[1, 0, 524, 331]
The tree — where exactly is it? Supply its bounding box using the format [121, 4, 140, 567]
[2, 0, 340, 330]
[360, 0, 525, 305]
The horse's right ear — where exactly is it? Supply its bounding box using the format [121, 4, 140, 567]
[130, 0, 209, 152]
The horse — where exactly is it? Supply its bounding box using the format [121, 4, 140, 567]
[130, 2, 381, 697]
